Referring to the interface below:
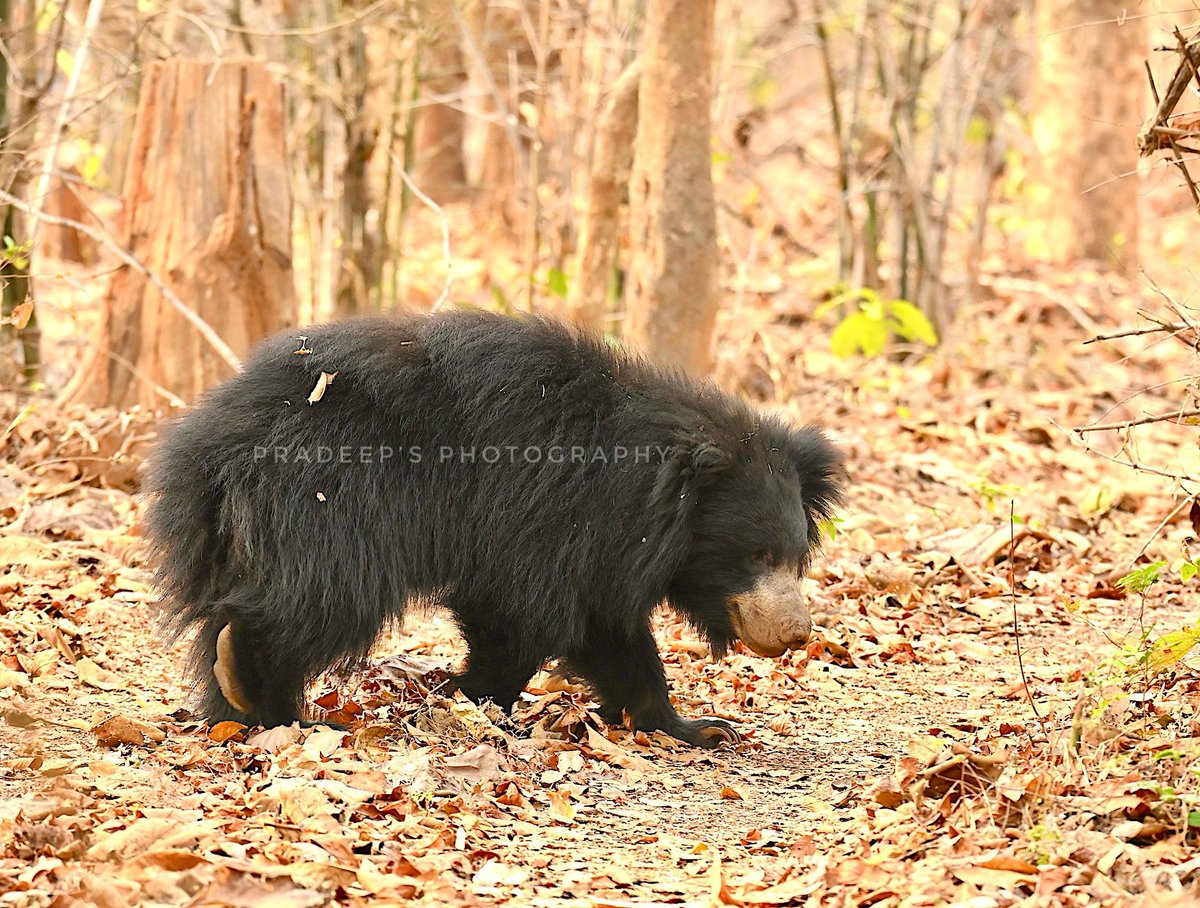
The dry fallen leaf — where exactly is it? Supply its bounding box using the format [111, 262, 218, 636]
[75, 657, 124, 691]
[307, 371, 338, 404]
[93, 715, 165, 747]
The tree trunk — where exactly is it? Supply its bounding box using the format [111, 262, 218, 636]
[63, 59, 295, 411]
[414, 36, 468, 203]
[568, 61, 639, 333]
[0, 0, 43, 381]
[1027, 1, 1145, 265]
[39, 165, 98, 264]
[624, 0, 718, 375]
[462, 3, 531, 229]
[334, 26, 380, 317]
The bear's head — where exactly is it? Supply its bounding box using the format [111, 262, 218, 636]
[665, 423, 842, 658]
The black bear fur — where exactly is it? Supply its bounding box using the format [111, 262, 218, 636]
[144, 310, 842, 747]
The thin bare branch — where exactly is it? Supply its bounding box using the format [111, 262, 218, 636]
[389, 153, 454, 312]
[0, 187, 239, 370]
[27, 0, 106, 252]
[1076, 409, 1200, 434]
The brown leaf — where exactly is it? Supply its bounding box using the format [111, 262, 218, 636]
[547, 789, 576, 822]
[584, 727, 652, 771]
[125, 850, 211, 872]
[247, 723, 304, 750]
[12, 821, 84, 859]
[444, 743, 501, 784]
[87, 818, 186, 861]
[9, 301, 33, 329]
[75, 657, 125, 691]
[93, 715, 165, 747]
[982, 855, 1039, 873]
[307, 371, 338, 404]
[952, 866, 1036, 888]
[709, 848, 737, 905]
[208, 720, 247, 743]
[214, 625, 252, 713]
[867, 777, 906, 808]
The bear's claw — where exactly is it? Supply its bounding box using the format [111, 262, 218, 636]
[672, 717, 742, 749]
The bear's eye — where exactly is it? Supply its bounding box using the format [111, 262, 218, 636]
[751, 551, 771, 566]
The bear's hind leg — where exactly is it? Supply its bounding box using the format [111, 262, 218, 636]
[208, 589, 387, 728]
[567, 622, 741, 749]
[217, 614, 309, 726]
[453, 618, 544, 713]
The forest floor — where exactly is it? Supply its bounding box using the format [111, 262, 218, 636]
[1, 269, 1199, 907]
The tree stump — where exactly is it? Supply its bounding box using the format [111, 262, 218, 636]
[64, 58, 296, 411]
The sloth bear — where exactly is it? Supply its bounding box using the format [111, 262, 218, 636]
[145, 310, 842, 748]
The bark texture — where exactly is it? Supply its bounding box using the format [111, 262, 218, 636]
[66, 58, 295, 410]
[568, 61, 640, 333]
[414, 37, 469, 202]
[1028, 1, 1145, 265]
[624, 0, 718, 375]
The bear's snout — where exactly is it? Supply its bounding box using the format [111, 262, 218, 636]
[727, 568, 813, 658]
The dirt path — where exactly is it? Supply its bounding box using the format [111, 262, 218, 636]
[3, 577, 999, 905]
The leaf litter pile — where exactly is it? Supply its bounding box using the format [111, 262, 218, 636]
[2, 280, 1199, 906]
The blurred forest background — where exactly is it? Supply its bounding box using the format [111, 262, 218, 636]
[8, 4, 1200, 904]
[0, 0, 1193, 406]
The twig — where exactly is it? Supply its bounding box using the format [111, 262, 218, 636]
[1088, 375, 1197, 428]
[1136, 27, 1200, 156]
[445, 0, 527, 177]
[197, 0, 392, 38]
[1132, 497, 1194, 564]
[1009, 501, 1047, 738]
[389, 153, 454, 312]
[26, 0, 106, 252]
[1071, 434, 1197, 483]
[1162, 28, 1200, 212]
[0, 187, 239, 370]
[1076, 408, 1200, 434]
[1083, 323, 1194, 344]
[522, 0, 551, 311]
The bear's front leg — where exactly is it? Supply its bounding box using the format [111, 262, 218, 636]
[568, 622, 741, 748]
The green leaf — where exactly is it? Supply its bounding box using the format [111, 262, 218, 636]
[887, 300, 939, 346]
[813, 297, 843, 320]
[861, 297, 887, 322]
[831, 312, 888, 359]
[814, 287, 860, 319]
[55, 47, 74, 79]
[1182, 561, 1197, 583]
[750, 76, 778, 108]
[546, 268, 569, 299]
[83, 152, 103, 184]
[1115, 561, 1167, 594]
[1139, 626, 1200, 673]
[1079, 486, 1117, 519]
[1189, 811, 1200, 828]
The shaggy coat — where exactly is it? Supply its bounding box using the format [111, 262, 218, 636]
[145, 311, 841, 747]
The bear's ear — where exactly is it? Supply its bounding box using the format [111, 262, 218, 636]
[789, 426, 844, 536]
[689, 441, 732, 480]
[652, 440, 732, 507]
